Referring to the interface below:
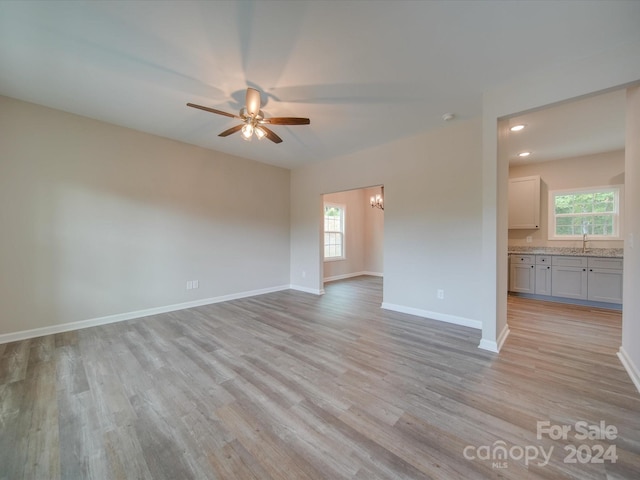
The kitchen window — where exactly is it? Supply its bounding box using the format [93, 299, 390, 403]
[548, 186, 623, 239]
[324, 204, 345, 260]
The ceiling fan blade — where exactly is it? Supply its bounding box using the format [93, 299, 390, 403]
[187, 103, 240, 119]
[245, 88, 261, 116]
[218, 124, 243, 137]
[259, 126, 283, 144]
[262, 117, 310, 125]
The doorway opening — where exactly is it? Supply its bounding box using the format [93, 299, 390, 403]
[321, 186, 384, 289]
[502, 88, 626, 342]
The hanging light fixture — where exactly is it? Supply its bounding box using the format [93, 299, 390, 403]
[240, 118, 268, 141]
[254, 126, 266, 140]
[241, 123, 254, 140]
[370, 186, 384, 210]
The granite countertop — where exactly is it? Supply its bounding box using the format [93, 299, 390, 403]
[508, 247, 623, 258]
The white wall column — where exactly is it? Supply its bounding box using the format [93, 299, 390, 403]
[619, 85, 640, 393]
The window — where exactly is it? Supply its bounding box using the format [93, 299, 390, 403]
[548, 186, 623, 239]
[324, 204, 345, 260]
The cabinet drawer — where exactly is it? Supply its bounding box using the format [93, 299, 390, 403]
[535, 255, 552, 265]
[552, 256, 588, 268]
[511, 255, 535, 265]
[588, 257, 623, 270]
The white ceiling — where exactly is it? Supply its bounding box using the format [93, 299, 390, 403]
[1, 1, 639, 169]
[507, 89, 627, 166]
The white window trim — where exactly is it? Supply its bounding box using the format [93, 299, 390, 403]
[324, 203, 346, 261]
[548, 185, 624, 240]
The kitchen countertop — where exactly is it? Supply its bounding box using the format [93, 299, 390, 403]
[508, 247, 623, 258]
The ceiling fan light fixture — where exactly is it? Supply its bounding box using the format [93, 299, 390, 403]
[241, 123, 254, 139]
[255, 126, 266, 140]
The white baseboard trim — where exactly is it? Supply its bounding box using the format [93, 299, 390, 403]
[323, 271, 383, 282]
[0, 284, 290, 345]
[289, 284, 324, 295]
[363, 271, 383, 277]
[478, 324, 510, 353]
[478, 338, 498, 353]
[381, 302, 481, 330]
[498, 324, 510, 350]
[618, 346, 640, 394]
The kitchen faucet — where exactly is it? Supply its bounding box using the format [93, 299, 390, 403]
[582, 233, 588, 253]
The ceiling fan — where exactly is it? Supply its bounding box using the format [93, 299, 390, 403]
[187, 87, 310, 144]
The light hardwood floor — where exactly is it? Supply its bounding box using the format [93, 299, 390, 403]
[1, 276, 639, 479]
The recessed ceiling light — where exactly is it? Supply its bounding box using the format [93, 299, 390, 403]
[442, 113, 455, 121]
[510, 124, 525, 132]
[518, 151, 531, 157]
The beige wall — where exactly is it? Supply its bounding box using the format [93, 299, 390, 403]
[291, 118, 483, 327]
[508, 150, 625, 249]
[363, 186, 384, 274]
[0, 96, 291, 337]
[322, 187, 384, 281]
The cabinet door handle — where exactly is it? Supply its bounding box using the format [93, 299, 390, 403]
[531, 265, 534, 268]
[547, 266, 550, 269]
[590, 269, 593, 272]
[583, 268, 586, 271]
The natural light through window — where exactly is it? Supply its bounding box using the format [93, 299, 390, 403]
[549, 186, 622, 239]
[324, 204, 345, 260]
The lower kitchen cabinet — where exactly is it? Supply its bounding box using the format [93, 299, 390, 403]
[509, 254, 622, 306]
[551, 265, 588, 300]
[588, 268, 623, 303]
[535, 264, 552, 295]
[587, 258, 623, 304]
[510, 255, 535, 293]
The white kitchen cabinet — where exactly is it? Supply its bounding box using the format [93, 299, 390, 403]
[551, 256, 588, 300]
[587, 258, 623, 304]
[535, 255, 552, 295]
[510, 255, 535, 293]
[510, 252, 623, 306]
[508, 175, 540, 229]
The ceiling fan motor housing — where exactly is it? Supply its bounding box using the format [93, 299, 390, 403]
[240, 108, 264, 122]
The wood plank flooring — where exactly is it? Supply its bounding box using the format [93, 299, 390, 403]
[1, 276, 639, 479]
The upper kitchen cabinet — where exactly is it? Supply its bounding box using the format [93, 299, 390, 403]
[508, 175, 541, 229]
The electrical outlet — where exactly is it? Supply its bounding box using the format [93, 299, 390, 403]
[186, 281, 192, 290]
[437, 289, 444, 300]
[526, 236, 533, 243]
[302, 270, 306, 278]
[193, 280, 199, 289]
